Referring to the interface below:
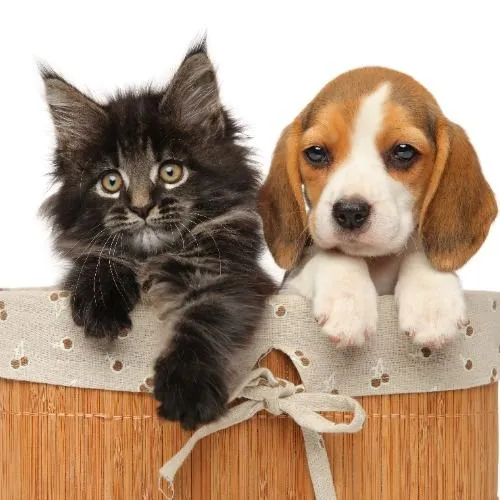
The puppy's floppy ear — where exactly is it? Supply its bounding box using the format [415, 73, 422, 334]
[419, 117, 497, 271]
[259, 120, 308, 270]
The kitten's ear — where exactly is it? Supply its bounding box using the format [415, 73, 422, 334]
[160, 39, 225, 135]
[41, 67, 108, 150]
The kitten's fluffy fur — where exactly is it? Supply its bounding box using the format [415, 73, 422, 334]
[41, 40, 275, 429]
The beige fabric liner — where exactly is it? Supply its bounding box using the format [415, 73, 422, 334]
[0, 289, 499, 396]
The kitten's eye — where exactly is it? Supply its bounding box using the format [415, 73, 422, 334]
[387, 144, 419, 170]
[159, 162, 186, 185]
[100, 171, 123, 193]
[303, 146, 330, 166]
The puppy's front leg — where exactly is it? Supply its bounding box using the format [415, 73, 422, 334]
[395, 252, 468, 346]
[289, 251, 378, 347]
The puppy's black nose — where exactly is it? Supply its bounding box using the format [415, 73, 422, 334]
[333, 199, 371, 230]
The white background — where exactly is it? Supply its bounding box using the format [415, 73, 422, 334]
[1, 0, 499, 490]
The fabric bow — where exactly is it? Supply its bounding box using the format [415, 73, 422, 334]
[159, 368, 366, 500]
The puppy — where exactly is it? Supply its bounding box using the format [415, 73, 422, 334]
[260, 67, 497, 348]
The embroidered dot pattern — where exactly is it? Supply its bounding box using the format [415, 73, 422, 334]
[274, 304, 287, 318]
[139, 376, 154, 393]
[50, 291, 70, 301]
[292, 349, 311, 368]
[10, 355, 28, 369]
[112, 360, 123, 372]
[3, 289, 500, 398]
[371, 373, 390, 388]
[62, 338, 73, 350]
[421, 347, 432, 358]
[118, 329, 129, 339]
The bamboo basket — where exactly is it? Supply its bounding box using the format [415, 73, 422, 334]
[0, 350, 498, 500]
[1, 289, 499, 499]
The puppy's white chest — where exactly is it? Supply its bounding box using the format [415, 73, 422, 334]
[367, 255, 404, 295]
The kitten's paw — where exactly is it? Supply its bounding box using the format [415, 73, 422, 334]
[70, 291, 132, 339]
[313, 283, 378, 347]
[396, 278, 467, 347]
[154, 352, 228, 430]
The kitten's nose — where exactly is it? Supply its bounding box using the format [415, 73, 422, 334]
[332, 198, 371, 230]
[129, 202, 154, 219]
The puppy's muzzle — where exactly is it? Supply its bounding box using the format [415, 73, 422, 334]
[332, 198, 371, 230]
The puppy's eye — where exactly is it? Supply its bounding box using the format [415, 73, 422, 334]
[159, 162, 185, 185]
[388, 144, 419, 169]
[304, 146, 329, 166]
[100, 171, 123, 193]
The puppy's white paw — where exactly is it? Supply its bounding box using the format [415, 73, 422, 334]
[313, 283, 378, 347]
[396, 278, 467, 347]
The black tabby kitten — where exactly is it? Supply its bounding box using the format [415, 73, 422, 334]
[41, 41, 275, 429]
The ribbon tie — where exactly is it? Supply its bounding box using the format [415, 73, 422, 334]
[159, 368, 366, 500]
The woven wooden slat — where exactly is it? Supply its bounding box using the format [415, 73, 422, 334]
[0, 351, 497, 499]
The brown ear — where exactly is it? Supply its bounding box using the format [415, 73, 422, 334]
[419, 117, 497, 271]
[258, 120, 308, 269]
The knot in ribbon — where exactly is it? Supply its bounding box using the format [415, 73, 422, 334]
[250, 371, 300, 416]
[159, 368, 366, 500]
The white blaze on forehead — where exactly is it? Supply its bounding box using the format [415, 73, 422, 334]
[350, 82, 391, 161]
[321, 82, 392, 201]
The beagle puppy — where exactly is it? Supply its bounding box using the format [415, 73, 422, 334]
[260, 67, 497, 347]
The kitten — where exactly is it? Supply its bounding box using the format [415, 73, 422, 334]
[41, 40, 275, 429]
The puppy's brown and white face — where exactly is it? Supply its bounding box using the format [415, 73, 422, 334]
[260, 67, 497, 272]
[305, 81, 422, 257]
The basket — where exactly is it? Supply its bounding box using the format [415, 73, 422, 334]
[0, 289, 498, 499]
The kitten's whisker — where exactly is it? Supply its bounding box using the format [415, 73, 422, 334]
[93, 232, 114, 307]
[70, 227, 109, 295]
[180, 217, 222, 276]
[59, 223, 105, 254]
[78, 170, 85, 194]
[64, 227, 107, 259]
[173, 222, 186, 251]
[108, 234, 130, 307]
[177, 218, 203, 256]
